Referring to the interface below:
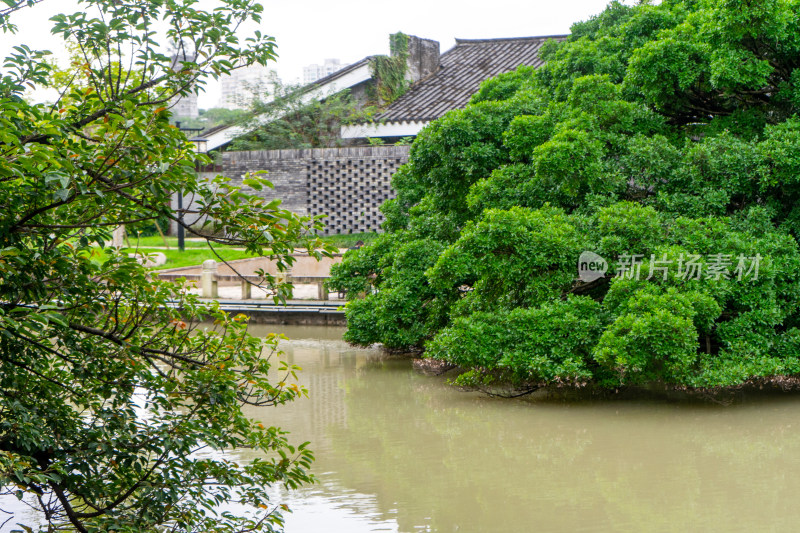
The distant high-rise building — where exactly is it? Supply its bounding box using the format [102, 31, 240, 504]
[171, 92, 199, 119]
[168, 46, 199, 119]
[217, 65, 279, 110]
[303, 58, 346, 85]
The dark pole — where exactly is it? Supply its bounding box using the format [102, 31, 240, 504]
[174, 122, 204, 253]
[177, 192, 185, 252]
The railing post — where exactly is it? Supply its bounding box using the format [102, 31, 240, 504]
[201, 259, 218, 298]
[277, 272, 293, 300]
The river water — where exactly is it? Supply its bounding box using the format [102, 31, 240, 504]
[5, 325, 800, 532]
[238, 325, 800, 533]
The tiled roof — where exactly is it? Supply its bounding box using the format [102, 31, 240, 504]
[377, 35, 567, 124]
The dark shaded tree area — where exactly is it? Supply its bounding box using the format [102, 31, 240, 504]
[0, 1, 332, 530]
[329, 0, 800, 391]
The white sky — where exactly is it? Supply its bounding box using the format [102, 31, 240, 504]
[0, 0, 623, 108]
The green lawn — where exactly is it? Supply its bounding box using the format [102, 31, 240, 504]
[125, 232, 379, 250]
[319, 232, 379, 249]
[91, 232, 380, 270]
[88, 245, 254, 270]
[138, 248, 255, 270]
[123, 235, 225, 249]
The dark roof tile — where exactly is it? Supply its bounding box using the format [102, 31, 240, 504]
[377, 35, 567, 124]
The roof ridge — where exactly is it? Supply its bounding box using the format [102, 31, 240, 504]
[454, 35, 569, 45]
[303, 56, 373, 89]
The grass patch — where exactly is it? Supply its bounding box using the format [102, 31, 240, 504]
[89, 244, 255, 270]
[319, 232, 379, 249]
[124, 235, 221, 249]
[125, 232, 380, 251]
[140, 248, 254, 270]
[88, 232, 381, 270]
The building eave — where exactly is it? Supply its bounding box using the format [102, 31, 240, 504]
[340, 120, 429, 139]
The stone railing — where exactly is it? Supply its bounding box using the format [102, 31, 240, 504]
[155, 259, 334, 300]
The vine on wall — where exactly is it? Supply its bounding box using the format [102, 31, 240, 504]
[369, 32, 411, 107]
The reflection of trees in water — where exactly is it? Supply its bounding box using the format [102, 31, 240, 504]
[243, 341, 362, 453]
[326, 362, 800, 532]
[324, 361, 596, 532]
[240, 338, 800, 532]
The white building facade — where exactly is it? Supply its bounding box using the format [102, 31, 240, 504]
[217, 65, 279, 109]
[303, 59, 346, 85]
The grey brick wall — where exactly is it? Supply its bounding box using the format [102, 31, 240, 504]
[222, 146, 410, 235]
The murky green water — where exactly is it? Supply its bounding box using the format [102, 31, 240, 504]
[237, 325, 800, 533]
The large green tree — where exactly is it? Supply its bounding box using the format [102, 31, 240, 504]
[329, 0, 800, 393]
[0, 0, 331, 530]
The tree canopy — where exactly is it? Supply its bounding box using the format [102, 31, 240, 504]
[0, 0, 330, 530]
[329, 0, 800, 393]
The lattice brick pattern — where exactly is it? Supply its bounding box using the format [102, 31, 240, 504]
[307, 157, 401, 234]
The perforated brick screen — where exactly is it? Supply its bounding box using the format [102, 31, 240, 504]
[223, 147, 410, 235]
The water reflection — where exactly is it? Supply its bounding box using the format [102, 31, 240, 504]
[243, 325, 800, 533]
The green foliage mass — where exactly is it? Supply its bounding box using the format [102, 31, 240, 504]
[329, 0, 800, 392]
[0, 0, 334, 530]
[368, 32, 411, 106]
